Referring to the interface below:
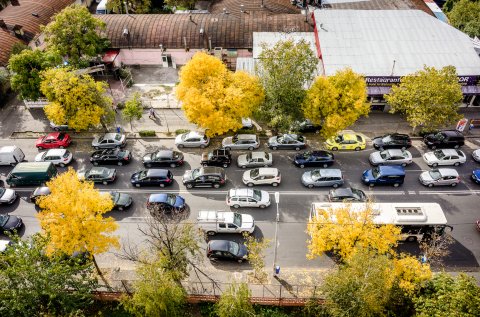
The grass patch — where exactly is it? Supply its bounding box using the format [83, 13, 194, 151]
[175, 129, 190, 135]
[139, 130, 156, 137]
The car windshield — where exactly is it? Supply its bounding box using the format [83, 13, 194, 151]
[434, 133, 445, 141]
[380, 151, 390, 159]
[372, 167, 380, 178]
[0, 215, 8, 226]
[245, 153, 252, 161]
[434, 150, 446, 159]
[277, 136, 285, 143]
[0, 188, 4, 196]
[97, 136, 104, 142]
[428, 170, 442, 180]
[252, 189, 261, 201]
[110, 192, 119, 202]
[192, 169, 201, 179]
[114, 134, 122, 141]
[172, 151, 181, 159]
[63, 151, 70, 158]
[383, 135, 393, 143]
[167, 194, 176, 206]
[139, 170, 148, 179]
[250, 169, 260, 178]
[233, 213, 242, 227]
[311, 170, 322, 180]
[58, 133, 66, 140]
[228, 241, 240, 255]
[181, 133, 189, 141]
[335, 135, 343, 143]
[351, 188, 365, 200]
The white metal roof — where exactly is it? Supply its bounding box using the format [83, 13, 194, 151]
[313, 10, 480, 76]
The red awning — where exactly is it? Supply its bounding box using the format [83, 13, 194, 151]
[102, 50, 119, 63]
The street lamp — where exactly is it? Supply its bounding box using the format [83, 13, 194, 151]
[273, 192, 280, 276]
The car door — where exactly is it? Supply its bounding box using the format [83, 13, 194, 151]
[339, 139, 348, 150]
[315, 176, 327, 187]
[239, 197, 248, 207]
[189, 137, 200, 147]
[226, 223, 239, 233]
[450, 155, 459, 165]
[441, 156, 451, 165]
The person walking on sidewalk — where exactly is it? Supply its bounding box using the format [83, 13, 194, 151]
[149, 106, 157, 119]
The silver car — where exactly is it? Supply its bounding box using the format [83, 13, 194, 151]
[237, 151, 273, 168]
[175, 131, 210, 148]
[423, 149, 466, 167]
[369, 149, 413, 167]
[222, 134, 259, 151]
[419, 168, 460, 187]
[92, 133, 126, 149]
[301, 169, 344, 188]
[0, 188, 17, 205]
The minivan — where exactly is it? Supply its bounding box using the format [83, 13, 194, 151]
[6, 162, 58, 187]
[362, 165, 405, 187]
[0, 146, 25, 166]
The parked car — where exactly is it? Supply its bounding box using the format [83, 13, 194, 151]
[201, 149, 232, 168]
[294, 119, 321, 133]
[419, 168, 460, 187]
[207, 240, 248, 263]
[197, 211, 255, 235]
[183, 167, 226, 189]
[0, 146, 25, 166]
[324, 132, 366, 151]
[226, 188, 271, 209]
[35, 132, 71, 150]
[92, 133, 126, 149]
[301, 169, 344, 188]
[0, 188, 17, 205]
[242, 168, 281, 187]
[423, 130, 464, 149]
[237, 151, 273, 168]
[222, 134, 259, 151]
[423, 149, 466, 167]
[362, 165, 405, 187]
[90, 148, 131, 166]
[49, 121, 69, 131]
[0, 214, 23, 233]
[476, 219, 480, 231]
[35, 149, 73, 167]
[29, 186, 51, 205]
[472, 149, 480, 163]
[146, 193, 186, 214]
[175, 131, 209, 148]
[242, 118, 253, 129]
[78, 167, 116, 185]
[328, 187, 367, 202]
[472, 169, 480, 185]
[369, 149, 413, 167]
[372, 133, 412, 150]
[267, 134, 306, 151]
[130, 169, 173, 187]
[143, 150, 184, 168]
[109, 191, 133, 211]
[294, 150, 334, 168]
[6, 162, 57, 187]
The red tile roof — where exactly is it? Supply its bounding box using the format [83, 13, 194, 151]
[209, 0, 300, 17]
[0, 30, 22, 66]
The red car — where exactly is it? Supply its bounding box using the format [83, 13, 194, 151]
[35, 132, 72, 150]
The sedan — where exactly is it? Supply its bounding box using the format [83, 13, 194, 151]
[0, 188, 17, 205]
[0, 214, 23, 233]
[92, 133, 126, 150]
[324, 132, 366, 151]
[35, 132, 71, 150]
[237, 151, 273, 168]
[423, 149, 466, 167]
[419, 168, 460, 187]
[472, 170, 480, 185]
[146, 193, 186, 215]
[35, 149, 73, 167]
[109, 191, 133, 211]
[143, 150, 184, 168]
[267, 134, 306, 151]
[369, 149, 412, 167]
[473, 149, 480, 163]
[175, 131, 210, 148]
[90, 148, 131, 166]
[301, 169, 344, 188]
[222, 134, 259, 151]
[294, 150, 334, 168]
[328, 187, 366, 202]
[78, 167, 116, 185]
[372, 133, 411, 150]
[207, 240, 248, 263]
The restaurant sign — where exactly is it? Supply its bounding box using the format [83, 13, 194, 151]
[365, 75, 480, 87]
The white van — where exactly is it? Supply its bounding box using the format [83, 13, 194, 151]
[0, 146, 25, 166]
[96, 0, 109, 14]
[197, 211, 255, 235]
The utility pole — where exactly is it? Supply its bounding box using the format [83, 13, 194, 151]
[273, 192, 280, 276]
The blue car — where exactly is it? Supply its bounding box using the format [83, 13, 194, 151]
[146, 193, 186, 214]
[294, 150, 334, 168]
[362, 165, 405, 187]
[472, 170, 480, 184]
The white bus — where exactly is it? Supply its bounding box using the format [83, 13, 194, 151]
[309, 202, 450, 242]
[95, 0, 109, 14]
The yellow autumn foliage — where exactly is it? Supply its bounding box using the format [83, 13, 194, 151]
[36, 168, 119, 257]
[392, 255, 432, 294]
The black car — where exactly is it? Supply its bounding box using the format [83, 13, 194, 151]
[207, 240, 248, 263]
[109, 191, 133, 211]
[328, 187, 367, 202]
[143, 150, 184, 168]
[90, 149, 131, 166]
[130, 169, 174, 187]
[372, 133, 412, 150]
[182, 167, 226, 189]
[79, 167, 116, 185]
[201, 149, 232, 168]
[29, 186, 51, 205]
[424, 130, 465, 149]
[295, 119, 322, 133]
[0, 214, 23, 233]
[294, 150, 334, 168]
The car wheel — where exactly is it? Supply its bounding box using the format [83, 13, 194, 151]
[178, 144, 184, 149]
[93, 162, 99, 166]
[432, 163, 438, 167]
[272, 183, 278, 187]
[333, 183, 339, 188]
[207, 231, 216, 236]
[118, 206, 124, 211]
[454, 144, 459, 149]
[248, 146, 254, 151]
[401, 146, 407, 150]
[186, 184, 193, 189]
[213, 183, 220, 189]
[200, 144, 206, 149]
[202, 163, 208, 167]
[102, 181, 108, 185]
[451, 182, 457, 187]
[323, 163, 328, 168]
[295, 147, 301, 151]
[241, 165, 246, 169]
[247, 183, 254, 187]
[406, 236, 417, 242]
[300, 164, 305, 168]
[428, 183, 434, 188]
[453, 162, 460, 166]
[170, 163, 176, 168]
[259, 205, 266, 209]
[38, 146, 44, 150]
[95, 146, 100, 150]
[332, 147, 338, 151]
[223, 163, 229, 168]
[401, 163, 407, 167]
[393, 183, 400, 187]
[233, 204, 240, 209]
[135, 184, 141, 188]
[118, 162, 123, 166]
[272, 146, 278, 150]
[307, 184, 314, 189]
[355, 147, 361, 151]
[225, 147, 231, 151]
[160, 183, 165, 188]
[431, 146, 436, 150]
[145, 163, 152, 168]
[369, 183, 375, 187]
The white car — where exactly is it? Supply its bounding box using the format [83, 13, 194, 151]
[242, 168, 281, 187]
[226, 188, 271, 209]
[175, 131, 210, 148]
[369, 149, 413, 167]
[237, 151, 273, 168]
[0, 188, 17, 205]
[423, 149, 466, 167]
[419, 168, 460, 187]
[473, 149, 480, 163]
[35, 149, 73, 167]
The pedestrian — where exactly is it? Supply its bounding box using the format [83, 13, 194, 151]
[149, 106, 156, 119]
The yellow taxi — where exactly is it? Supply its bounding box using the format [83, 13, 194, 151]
[324, 132, 366, 151]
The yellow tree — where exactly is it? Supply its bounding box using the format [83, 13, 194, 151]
[303, 68, 370, 139]
[36, 168, 119, 273]
[40, 68, 113, 131]
[176, 52, 264, 136]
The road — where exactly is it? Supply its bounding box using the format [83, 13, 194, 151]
[0, 136, 479, 273]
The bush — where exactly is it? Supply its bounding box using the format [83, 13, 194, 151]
[175, 129, 190, 135]
[139, 130, 156, 137]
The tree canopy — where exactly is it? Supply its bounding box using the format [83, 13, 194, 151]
[122, 92, 144, 130]
[303, 68, 370, 139]
[40, 68, 113, 131]
[176, 52, 264, 136]
[447, 0, 480, 38]
[215, 283, 255, 317]
[385, 66, 463, 133]
[107, 0, 152, 13]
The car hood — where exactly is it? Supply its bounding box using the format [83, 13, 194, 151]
[35, 136, 45, 145]
[242, 171, 252, 182]
[34, 152, 45, 162]
[2, 215, 21, 230]
[240, 214, 255, 230]
[183, 170, 194, 181]
[130, 172, 141, 182]
[222, 137, 233, 146]
[419, 171, 434, 182]
[0, 189, 15, 202]
[369, 152, 383, 163]
[473, 170, 480, 178]
[174, 196, 186, 208]
[423, 152, 437, 162]
[237, 154, 248, 165]
[174, 134, 183, 144]
[372, 137, 383, 146]
[77, 171, 86, 179]
[473, 149, 480, 158]
[302, 172, 314, 183]
[142, 153, 154, 162]
[115, 193, 132, 205]
[424, 134, 435, 142]
[267, 136, 278, 145]
[362, 169, 374, 180]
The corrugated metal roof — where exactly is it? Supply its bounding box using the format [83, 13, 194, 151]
[314, 10, 480, 76]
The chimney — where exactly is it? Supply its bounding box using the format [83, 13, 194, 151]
[32, 13, 40, 18]
[13, 25, 24, 37]
[11, 0, 20, 6]
[0, 20, 7, 30]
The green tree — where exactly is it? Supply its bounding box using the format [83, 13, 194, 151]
[0, 68, 9, 104]
[413, 273, 480, 317]
[122, 92, 144, 131]
[216, 282, 255, 317]
[0, 234, 97, 317]
[243, 233, 271, 283]
[447, 0, 480, 37]
[385, 66, 463, 133]
[107, 0, 152, 13]
[303, 68, 370, 139]
[41, 4, 109, 67]
[256, 39, 318, 131]
[8, 49, 61, 101]
[10, 42, 31, 56]
[164, 0, 197, 9]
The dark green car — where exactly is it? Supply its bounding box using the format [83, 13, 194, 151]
[78, 167, 116, 185]
[109, 191, 132, 211]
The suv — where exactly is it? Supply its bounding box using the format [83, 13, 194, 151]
[130, 169, 174, 187]
[372, 133, 412, 150]
[182, 167, 226, 189]
[242, 168, 281, 187]
[226, 188, 271, 209]
[201, 149, 232, 168]
[424, 130, 464, 149]
[294, 150, 334, 168]
[362, 165, 405, 187]
[222, 134, 259, 151]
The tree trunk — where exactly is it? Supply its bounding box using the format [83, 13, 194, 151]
[92, 255, 111, 290]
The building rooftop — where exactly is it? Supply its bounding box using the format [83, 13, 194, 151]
[321, 0, 434, 15]
[209, 0, 300, 17]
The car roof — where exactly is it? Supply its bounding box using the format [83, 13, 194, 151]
[255, 168, 278, 176]
[185, 131, 204, 138]
[317, 169, 342, 177]
[45, 149, 67, 155]
[208, 239, 235, 251]
[156, 150, 173, 157]
[45, 132, 62, 139]
[385, 149, 406, 155]
[229, 188, 262, 197]
[436, 168, 459, 177]
[146, 169, 169, 177]
[148, 193, 170, 203]
[103, 133, 121, 139]
[330, 188, 354, 197]
[200, 166, 224, 174]
[88, 167, 110, 175]
[307, 150, 332, 157]
[440, 130, 462, 136]
[235, 134, 257, 140]
[250, 151, 268, 158]
[473, 169, 480, 177]
[377, 165, 405, 175]
[33, 186, 50, 195]
[283, 133, 301, 139]
[341, 133, 358, 140]
[212, 148, 230, 155]
[440, 149, 462, 156]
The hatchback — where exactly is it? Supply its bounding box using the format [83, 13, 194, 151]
[419, 168, 460, 187]
[423, 149, 466, 167]
[222, 134, 259, 151]
[90, 148, 131, 166]
[237, 151, 273, 168]
[201, 149, 232, 168]
[92, 133, 126, 149]
[226, 188, 271, 209]
[472, 149, 480, 163]
[328, 187, 367, 202]
[301, 169, 344, 188]
[182, 167, 226, 189]
[0, 188, 17, 205]
[143, 150, 184, 168]
[78, 167, 116, 185]
[146, 193, 186, 215]
[35, 149, 73, 167]
[369, 149, 412, 167]
[242, 168, 281, 187]
[267, 134, 306, 151]
[294, 150, 334, 168]
[175, 131, 210, 148]
[207, 240, 248, 263]
[130, 169, 174, 187]
[324, 132, 366, 151]
[35, 132, 71, 150]
[372, 133, 412, 150]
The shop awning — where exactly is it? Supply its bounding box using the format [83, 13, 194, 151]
[368, 86, 480, 96]
[102, 50, 119, 63]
